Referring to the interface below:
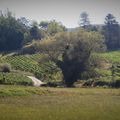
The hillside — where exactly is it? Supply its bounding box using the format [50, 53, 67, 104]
[100, 50, 120, 64]
[0, 50, 120, 87]
[0, 53, 62, 85]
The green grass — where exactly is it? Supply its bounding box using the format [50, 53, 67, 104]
[90, 50, 120, 85]
[0, 86, 120, 120]
[0, 73, 32, 86]
[100, 50, 120, 64]
[0, 85, 51, 97]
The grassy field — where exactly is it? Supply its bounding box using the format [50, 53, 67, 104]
[100, 50, 120, 64]
[0, 86, 120, 120]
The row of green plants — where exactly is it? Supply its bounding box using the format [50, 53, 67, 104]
[0, 73, 32, 86]
[0, 54, 46, 78]
[0, 54, 62, 82]
[82, 77, 120, 88]
[100, 50, 120, 65]
[81, 59, 120, 87]
[0, 54, 42, 71]
[0, 51, 120, 87]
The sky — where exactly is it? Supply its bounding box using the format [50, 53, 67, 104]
[0, 0, 120, 28]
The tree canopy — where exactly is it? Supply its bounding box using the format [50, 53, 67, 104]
[79, 12, 90, 30]
[0, 10, 25, 51]
[103, 14, 120, 50]
[38, 30, 105, 87]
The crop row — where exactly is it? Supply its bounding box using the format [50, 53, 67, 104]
[0, 73, 32, 85]
[0, 54, 54, 80]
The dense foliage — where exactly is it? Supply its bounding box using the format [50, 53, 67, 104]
[0, 10, 25, 51]
[38, 30, 105, 87]
[103, 14, 120, 50]
[0, 9, 120, 87]
[0, 73, 32, 85]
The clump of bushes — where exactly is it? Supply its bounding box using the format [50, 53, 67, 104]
[82, 78, 120, 88]
[82, 79, 94, 86]
[110, 78, 120, 88]
[92, 80, 110, 87]
[34, 72, 43, 79]
[0, 63, 11, 73]
[20, 41, 40, 54]
[47, 82, 58, 87]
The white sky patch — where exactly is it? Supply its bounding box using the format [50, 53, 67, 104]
[0, 0, 120, 28]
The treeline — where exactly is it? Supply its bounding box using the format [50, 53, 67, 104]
[79, 12, 120, 50]
[0, 10, 120, 52]
[0, 9, 66, 52]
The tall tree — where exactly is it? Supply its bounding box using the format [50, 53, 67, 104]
[104, 13, 120, 49]
[79, 12, 90, 30]
[30, 21, 42, 40]
[38, 30, 105, 87]
[39, 20, 67, 36]
[47, 20, 67, 36]
[0, 10, 24, 51]
[17, 17, 31, 44]
[39, 21, 49, 29]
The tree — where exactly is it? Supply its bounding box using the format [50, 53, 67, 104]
[38, 30, 105, 87]
[47, 20, 67, 36]
[17, 17, 31, 44]
[30, 21, 47, 40]
[39, 21, 49, 29]
[0, 10, 24, 51]
[30, 26, 40, 40]
[39, 20, 67, 36]
[79, 12, 90, 30]
[104, 14, 120, 49]
[30, 21, 41, 40]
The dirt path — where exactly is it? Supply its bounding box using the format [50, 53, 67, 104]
[27, 76, 45, 87]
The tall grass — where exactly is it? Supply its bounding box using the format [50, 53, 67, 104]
[0, 86, 120, 120]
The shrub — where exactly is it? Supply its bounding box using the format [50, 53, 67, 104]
[34, 72, 42, 80]
[21, 45, 36, 54]
[0, 63, 11, 73]
[20, 41, 40, 54]
[82, 79, 94, 86]
[93, 80, 110, 87]
[47, 82, 58, 87]
[110, 79, 120, 88]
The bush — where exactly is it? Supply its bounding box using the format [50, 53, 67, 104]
[110, 79, 120, 88]
[21, 45, 36, 54]
[82, 79, 94, 86]
[47, 82, 58, 87]
[34, 72, 42, 80]
[94, 68, 112, 77]
[20, 41, 40, 54]
[82, 76, 120, 88]
[93, 80, 110, 87]
[0, 63, 11, 73]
